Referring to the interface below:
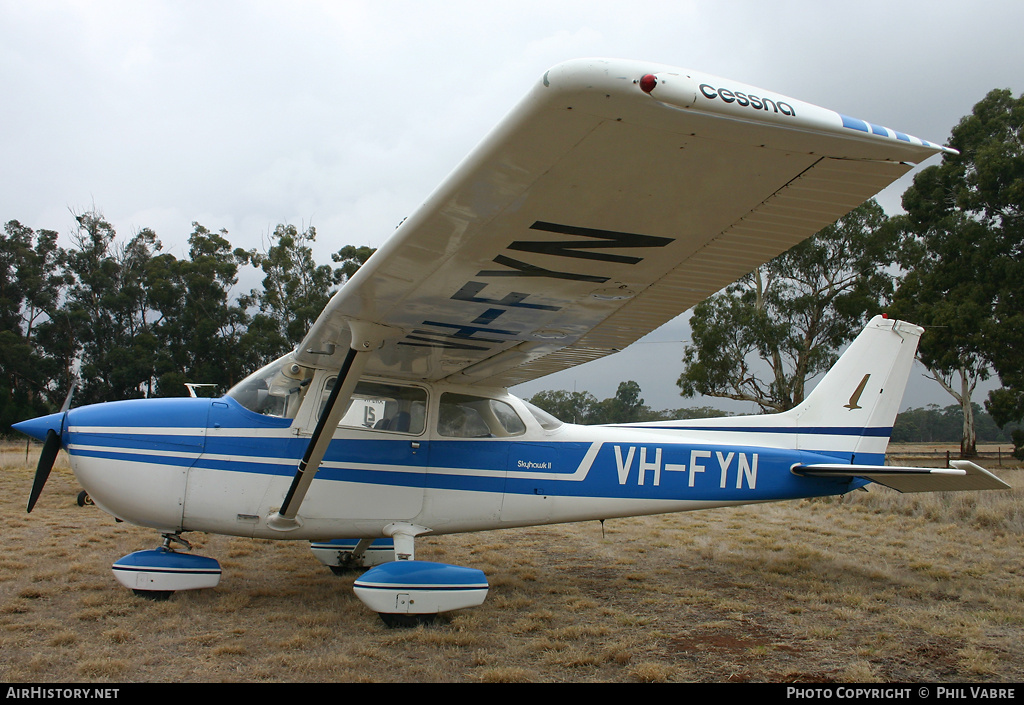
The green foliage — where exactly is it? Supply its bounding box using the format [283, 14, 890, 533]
[0, 330, 46, 429]
[146, 223, 252, 395]
[528, 381, 729, 425]
[62, 213, 161, 404]
[1, 220, 72, 426]
[1, 212, 374, 435]
[526, 389, 599, 424]
[332, 245, 376, 281]
[986, 388, 1024, 460]
[592, 381, 645, 424]
[239, 226, 377, 367]
[677, 199, 896, 412]
[892, 403, 1018, 444]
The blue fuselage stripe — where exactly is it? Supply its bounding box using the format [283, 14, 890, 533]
[64, 397, 886, 503]
[68, 434, 875, 502]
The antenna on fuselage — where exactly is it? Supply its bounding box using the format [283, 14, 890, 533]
[184, 383, 218, 398]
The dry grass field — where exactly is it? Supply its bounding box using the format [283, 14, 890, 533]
[1, 441, 1022, 683]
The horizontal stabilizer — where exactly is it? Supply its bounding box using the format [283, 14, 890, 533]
[793, 460, 1011, 493]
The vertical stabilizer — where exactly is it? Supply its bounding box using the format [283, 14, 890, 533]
[784, 315, 923, 459]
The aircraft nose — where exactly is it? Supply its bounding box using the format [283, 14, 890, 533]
[12, 412, 66, 443]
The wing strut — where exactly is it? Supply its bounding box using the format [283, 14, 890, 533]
[267, 321, 396, 532]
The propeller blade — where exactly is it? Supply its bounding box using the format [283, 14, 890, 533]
[27, 428, 62, 513]
[59, 380, 77, 413]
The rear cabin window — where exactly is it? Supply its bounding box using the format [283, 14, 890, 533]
[438, 393, 526, 438]
[522, 400, 564, 431]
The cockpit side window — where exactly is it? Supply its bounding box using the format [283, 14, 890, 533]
[320, 378, 427, 435]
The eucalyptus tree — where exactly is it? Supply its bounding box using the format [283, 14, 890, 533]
[590, 380, 648, 424]
[1, 221, 69, 429]
[889, 212, 995, 457]
[527, 389, 600, 424]
[240, 224, 344, 366]
[891, 88, 1024, 457]
[147, 223, 251, 395]
[240, 225, 376, 367]
[332, 244, 376, 281]
[677, 199, 896, 413]
[528, 381, 676, 424]
[62, 211, 161, 404]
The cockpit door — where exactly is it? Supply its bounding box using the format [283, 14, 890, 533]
[291, 373, 428, 521]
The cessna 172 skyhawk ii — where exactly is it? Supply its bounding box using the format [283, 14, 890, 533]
[14, 59, 1009, 626]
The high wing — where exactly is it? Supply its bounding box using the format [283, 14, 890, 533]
[296, 58, 950, 386]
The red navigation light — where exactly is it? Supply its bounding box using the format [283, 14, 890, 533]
[639, 74, 657, 94]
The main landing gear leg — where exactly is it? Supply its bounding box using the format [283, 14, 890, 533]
[310, 538, 396, 574]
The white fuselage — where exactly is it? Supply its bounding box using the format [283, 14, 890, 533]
[64, 372, 862, 541]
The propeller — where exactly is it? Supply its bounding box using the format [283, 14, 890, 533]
[27, 429, 62, 513]
[23, 380, 76, 514]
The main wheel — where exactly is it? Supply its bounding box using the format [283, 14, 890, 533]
[379, 613, 438, 628]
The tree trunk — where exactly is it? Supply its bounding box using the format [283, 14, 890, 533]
[925, 363, 979, 459]
[960, 367, 977, 458]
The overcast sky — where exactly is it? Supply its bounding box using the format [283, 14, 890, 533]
[3, 1, 1022, 412]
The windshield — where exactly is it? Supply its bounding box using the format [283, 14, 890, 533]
[227, 354, 314, 418]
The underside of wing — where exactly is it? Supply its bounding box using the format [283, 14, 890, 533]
[296, 58, 950, 386]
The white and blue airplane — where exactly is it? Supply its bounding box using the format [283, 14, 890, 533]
[14, 59, 1009, 626]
